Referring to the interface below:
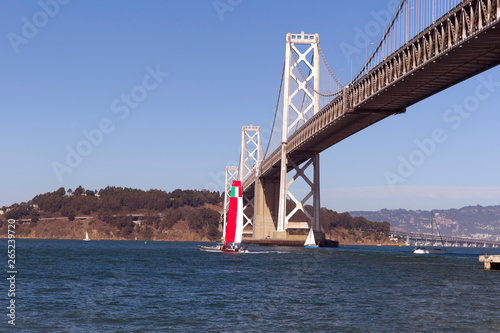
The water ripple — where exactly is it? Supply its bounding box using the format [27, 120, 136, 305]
[6, 240, 500, 332]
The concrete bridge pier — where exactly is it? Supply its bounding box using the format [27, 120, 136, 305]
[251, 174, 329, 244]
[253, 176, 279, 239]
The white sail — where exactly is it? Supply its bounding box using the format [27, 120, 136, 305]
[84, 231, 90, 241]
[304, 227, 316, 247]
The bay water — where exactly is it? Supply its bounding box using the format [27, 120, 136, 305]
[3, 239, 500, 332]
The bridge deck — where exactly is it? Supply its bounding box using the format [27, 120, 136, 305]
[247, 2, 500, 189]
[265, 20, 500, 179]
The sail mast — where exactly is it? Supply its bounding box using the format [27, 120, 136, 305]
[433, 212, 446, 250]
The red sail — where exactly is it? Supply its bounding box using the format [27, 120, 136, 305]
[225, 196, 238, 243]
[225, 180, 243, 244]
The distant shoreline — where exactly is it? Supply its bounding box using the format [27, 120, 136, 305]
[0, 236, 404, 246]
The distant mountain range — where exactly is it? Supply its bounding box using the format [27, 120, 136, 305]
[350, 205, 500, 241]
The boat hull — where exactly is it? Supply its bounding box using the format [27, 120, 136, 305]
[220, 248, 248, 253]
[198, 245, 222, 252]
[198, 245, 248, 253]
[413, 247, 445, 254]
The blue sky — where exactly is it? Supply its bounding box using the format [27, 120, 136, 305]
[1, 0, 499, 212]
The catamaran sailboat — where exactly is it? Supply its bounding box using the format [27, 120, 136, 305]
[304, 227, 319, 248]
[199, 180, 248, 253]
[413, 211, 446, 254]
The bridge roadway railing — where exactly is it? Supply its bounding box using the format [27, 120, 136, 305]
[257, 93, 348, 181]
[349, 0, 500, 108]
[252, 0, 500, 183]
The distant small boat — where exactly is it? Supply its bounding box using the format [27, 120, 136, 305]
[304, 227, 319, 248]
[413, 211, 446, 255]
[83, 231, 90, 241]
[198, 244, 248, 253]
[413, 246, 445, 254]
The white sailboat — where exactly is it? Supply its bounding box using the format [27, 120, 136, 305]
[304, 227, 319, 248]
[413, 211, 445, 254]
[83, 231, 90, 241]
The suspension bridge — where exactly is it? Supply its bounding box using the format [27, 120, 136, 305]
[222, 0, 500, 245]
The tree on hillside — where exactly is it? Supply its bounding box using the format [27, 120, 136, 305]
[4, 204, 30, 220]
[199, 207, 221, 240]
[30, 210, 40, 223]
[56, 187, 66, 197]
[160, 209, 183, 229]
[74, 186, 84, 196]
[319, 207, 390, 236]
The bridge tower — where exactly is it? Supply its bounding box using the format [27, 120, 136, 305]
[239, 125, 262, 233]
[277, 31, 322, 237]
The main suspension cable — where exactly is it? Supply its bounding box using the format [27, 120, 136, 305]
[318, 44, 344, 88]
[352, 0, 407, 83]
[263, 59, 285, 159]
[290, 45, 342, 98]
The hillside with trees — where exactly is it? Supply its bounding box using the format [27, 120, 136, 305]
[0, 186, 393, 244]
[1, 186, 223, 241]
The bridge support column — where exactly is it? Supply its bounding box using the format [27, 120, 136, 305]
[239, 125, 262, 235]
[277, 143, 288, 233]
[313, 154, 321, 232]
[276, 31, 322, 238]
[253, 177, 279, 239]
